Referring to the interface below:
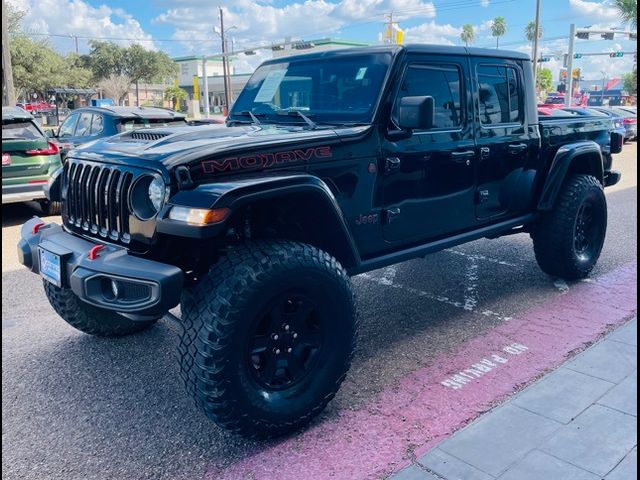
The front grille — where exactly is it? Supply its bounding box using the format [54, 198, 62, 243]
[130, 131, 170, 141]
[63, 160, 135, 244]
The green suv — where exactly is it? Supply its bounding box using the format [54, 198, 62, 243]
[2, 107, 62, 215]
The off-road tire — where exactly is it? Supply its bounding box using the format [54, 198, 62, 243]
[531, 174, 607, 280]
[179, 240, 357, 438]
[40, 199, 61, 216]
[43, 281, 157, 336]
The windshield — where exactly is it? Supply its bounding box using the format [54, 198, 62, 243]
[229, 53, 392, 124]
[2, 120, 44, 140]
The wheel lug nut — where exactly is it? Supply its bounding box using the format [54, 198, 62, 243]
[287, 347, 292, 353]
[273, 348, 281, 355]
[283, 324, 290, 331]
[271, 334, 279, 340]
[292, 333, 298, 339]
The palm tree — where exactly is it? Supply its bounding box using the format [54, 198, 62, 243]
[615, 0, 637, 28]
[525, 21, 543, 60]
[461, 24, 476, 47]
[491, 16, 507, 48]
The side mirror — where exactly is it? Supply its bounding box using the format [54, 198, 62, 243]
[397, 96, 435, 130]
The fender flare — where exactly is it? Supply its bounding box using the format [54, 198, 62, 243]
[537, 141, 604, 211]
[156, 173, 361, 269]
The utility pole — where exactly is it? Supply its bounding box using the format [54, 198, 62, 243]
[74, 35, 79, 55]
[601, 70, 607, 105]
[2, 0, 17, 106]
[225, 38, 233, 105]
[202, 56, 210, 118]
[218, 6, 230, 115]
[565, 23, 576, 107]
[532, 0, 542, 83]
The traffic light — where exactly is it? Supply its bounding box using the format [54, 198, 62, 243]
[601, 32, 614, 40]
[609, 52, 624, 58]
[576, 31, 590, 39]
[538, 57, 551, 63]
[574, 53, 582, 59]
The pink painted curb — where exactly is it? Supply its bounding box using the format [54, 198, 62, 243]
[207, 262, 637, 480]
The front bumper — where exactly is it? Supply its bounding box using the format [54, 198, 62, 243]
[18, 217, 183, 318]
[2, 183, 47, 204]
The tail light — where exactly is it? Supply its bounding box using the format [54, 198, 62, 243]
[25, 141, 60, 156]
[623, 118, 637, 124]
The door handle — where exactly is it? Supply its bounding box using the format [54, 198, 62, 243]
[384, 157, 401, 175]
[508, 143, 528, 154]
[451, 150, 475, 165]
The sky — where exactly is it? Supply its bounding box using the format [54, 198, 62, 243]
[8, 0, 637, 83]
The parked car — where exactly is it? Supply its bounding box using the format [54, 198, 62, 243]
[582, 107, 628, 143]
[2, 107, 62, 214]
[600, 107, 637, 141]
[19, 45, 623, 439]
[49, 106, 188, 161]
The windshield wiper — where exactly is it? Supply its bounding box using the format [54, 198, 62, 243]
[235, 111, 264, 126]
[276, 110, 317, 130]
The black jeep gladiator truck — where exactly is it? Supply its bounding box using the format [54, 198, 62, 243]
[18, 45, 622, 438]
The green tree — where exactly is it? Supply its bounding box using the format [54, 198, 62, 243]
[87, 40, 128, 79]
[491, 17, 508, 48]
[525, 21, 543, 60]
[87, 41, 178, 105]
[7, 3, 26, 35]
[164, 85, 187, 110]
[460, 24, 476, 47]
[10, 36, 67, 99]
[536, 67, 553, 93]
[615, 0, 637, 28]
[623, 72, 637, 94]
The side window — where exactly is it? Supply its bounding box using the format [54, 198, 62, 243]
[477, 65, 522, 125]
[395, 64, 463, 130]
[58, 114, 79, 138]
[75, 113, 93, 136]
[90, 114, 104, 135]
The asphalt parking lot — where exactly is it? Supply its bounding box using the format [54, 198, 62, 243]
[2, 143, 637, 480]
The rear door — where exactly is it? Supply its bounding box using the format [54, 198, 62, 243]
[380, 54, 477, 243]
[2, 119, 50, 179]
[471, 59, 533, 219]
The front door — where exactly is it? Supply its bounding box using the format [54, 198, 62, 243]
[471, 59, 532, 219]
[381, 55, 476, 243]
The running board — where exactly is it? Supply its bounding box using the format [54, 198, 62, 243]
[350, 214, 537, 275]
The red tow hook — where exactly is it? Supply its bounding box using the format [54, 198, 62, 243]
[32, 222, 46, 234]
[88, 244, 105, 260]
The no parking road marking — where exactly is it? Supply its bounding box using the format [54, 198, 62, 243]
[441, 343, 529, 391]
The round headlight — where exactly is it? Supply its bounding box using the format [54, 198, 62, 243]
[130, 175, 165, 220]
[148, 176, 165, 212]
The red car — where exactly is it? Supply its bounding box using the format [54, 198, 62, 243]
[16, 101, 56, 114]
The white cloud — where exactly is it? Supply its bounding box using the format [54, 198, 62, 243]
[7, 0, 156, 53]
[480, 0, 490, 7]
[153, 0, 436, 55]
[568, 0, 619, 22]
[404, 21, 461, 45]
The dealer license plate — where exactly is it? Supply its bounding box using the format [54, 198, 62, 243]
[39, 248, 62, 287]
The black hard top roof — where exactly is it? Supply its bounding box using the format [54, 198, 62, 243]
[72, 106, 186, 119]
[261, 44, 531, 65]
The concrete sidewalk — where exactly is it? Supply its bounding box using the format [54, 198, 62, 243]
[392, 318, 637, 480]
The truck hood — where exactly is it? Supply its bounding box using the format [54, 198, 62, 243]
[70, 124, 371, 171]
